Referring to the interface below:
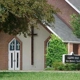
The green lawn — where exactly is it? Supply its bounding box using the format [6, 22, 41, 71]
[0, 71, 80, 80]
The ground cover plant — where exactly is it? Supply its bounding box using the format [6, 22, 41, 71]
[0, 72, 80, 80]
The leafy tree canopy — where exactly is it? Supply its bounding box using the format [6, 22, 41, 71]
[0, 0, 58, 37]
[70, 14, 80, 38]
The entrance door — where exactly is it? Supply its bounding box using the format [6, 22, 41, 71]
[8, 38, 20, 70]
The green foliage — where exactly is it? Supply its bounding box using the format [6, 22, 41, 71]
[0, 0, 58, 37]
[64, 63, 80, 70]
[53, 62, 65, 70]
[46, 34, 67, 67]
[52, 63, 80, 71]
[63, 63, 77, 71]
[70, 14, 80, 38]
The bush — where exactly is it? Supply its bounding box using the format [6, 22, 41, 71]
[45, 62, 80, 71]
[52, 63, 80, 71]
[76, 63, 80, 70]
[69, 64, 77, 70]
[57, 64, 65, 70]
[46, 34, 67, 67]
[53, 62, 65, 70]
[64, 64, 77, 70]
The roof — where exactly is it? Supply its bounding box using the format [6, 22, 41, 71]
[46, 15, 80, 43]
[65, 0, 80, 14]
[48, 0, 78, 29]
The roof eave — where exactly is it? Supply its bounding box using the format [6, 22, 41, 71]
[63, 41, 80, 43]
[46, 25, 80, 43]
[65, 0, 80, 14]
[46, 25, 62, 39]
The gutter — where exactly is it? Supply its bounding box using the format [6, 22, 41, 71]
[63, 41, 80, 43]
[46, 25, 80, 43]
[65, 0, 80, 14]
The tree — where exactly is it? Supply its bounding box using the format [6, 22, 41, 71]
[46, 35, 67, 67]
[70, 14, 80, 38]
[0, 0, 58, 37]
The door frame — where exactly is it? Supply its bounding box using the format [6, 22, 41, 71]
[8, 38, 22, 70]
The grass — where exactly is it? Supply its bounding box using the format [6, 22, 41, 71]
[0, 71, 80, 80]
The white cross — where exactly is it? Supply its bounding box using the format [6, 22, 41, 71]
[11, 42, 14, 49]
[17, 43, 20, 49]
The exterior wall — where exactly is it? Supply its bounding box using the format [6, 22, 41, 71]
[0, 24, 50, 70]
[68, 43, 80, 55]
[78, 44, 80, 55]
[0, 32, 14, 70]
[48, 0, 78, 27]
[17, 24, 50, 70]
[68, 43, 73, 54]
[0, 32, 22, 70]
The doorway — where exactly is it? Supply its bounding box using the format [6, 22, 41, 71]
[8, 38, 20, 70]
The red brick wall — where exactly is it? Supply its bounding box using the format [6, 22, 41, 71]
[78, 44, 80, 55]
[0, 32, 14, 70]
[68, 43, 73, 54]
[68, 43, 80, 55]
[0, 32, 22, 70]
[48, 0, 78, 27]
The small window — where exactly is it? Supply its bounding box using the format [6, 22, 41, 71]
[10, 40, 15, 50]
[16, 40, 20, 50]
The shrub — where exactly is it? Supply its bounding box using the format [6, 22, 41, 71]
[46, 34, 67, 67]
[57, 64, 65, 70]
[53, 62, 65, 70]
[76, 63, 80, 70]
[53, 62, 80, 71]
[64, 64, 71, 70]
[69, 64, 77, 70]
[63, 64, 76, 70]
[45, 63, 80, 71]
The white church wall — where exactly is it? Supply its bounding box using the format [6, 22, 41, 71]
[17, 24, 50, 70]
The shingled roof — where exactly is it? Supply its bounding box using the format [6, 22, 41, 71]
[47, 0, 80, 43]
[65, 0, 80, 13]
[47, 15, 80, 43]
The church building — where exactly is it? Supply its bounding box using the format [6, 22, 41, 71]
[0, 0, 80, 70]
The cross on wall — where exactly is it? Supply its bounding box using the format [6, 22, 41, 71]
[29, 26, 37, 65]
